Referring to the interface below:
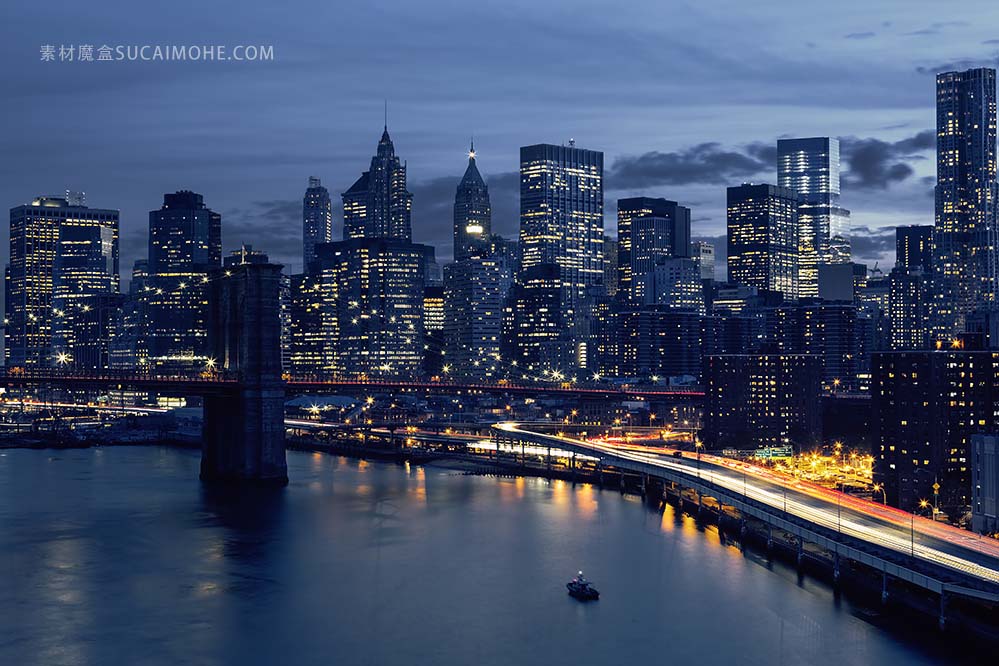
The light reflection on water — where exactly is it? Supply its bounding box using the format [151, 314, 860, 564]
[0, 446, 979, 666]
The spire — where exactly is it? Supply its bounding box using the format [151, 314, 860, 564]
[459, 139, 486, 189]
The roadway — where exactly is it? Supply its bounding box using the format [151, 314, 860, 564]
[496, 422, 999, 589]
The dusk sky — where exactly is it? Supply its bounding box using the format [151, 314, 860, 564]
[3, 0, 999, 280]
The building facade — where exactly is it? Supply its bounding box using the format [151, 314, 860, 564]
[726, 184, 799, 300]
[453, 142, 491, 261]
[515, 143, 603, 371]
[303, 176, 333, 271]
[704, 352, 823, 451]
[145, 190, 222, 371]
[6, 196, 119, 367]
[873, 347, 999, 512]
[342, 126, 413, 241]
[931, 68, 999, 338]
[777, 137, 851, 297]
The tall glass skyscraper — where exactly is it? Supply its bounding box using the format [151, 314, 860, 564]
[453, 141, 491, 261]
[777, 137, 851, 298]
[515, 142, 603, 371]
[303, 176, 332, 270]
[6, 196, 119, 367]
[342, 126, 413, 241]
[931, 67, 998, 337]
[726, 183, 799, 299]
[145, 190, 222, 370]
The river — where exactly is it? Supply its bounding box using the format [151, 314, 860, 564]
[0, 447, 977, 665]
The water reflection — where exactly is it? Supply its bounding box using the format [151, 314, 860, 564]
[0, 447, 981, 666]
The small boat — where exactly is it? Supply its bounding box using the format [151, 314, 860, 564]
[566, 571, 600, 601]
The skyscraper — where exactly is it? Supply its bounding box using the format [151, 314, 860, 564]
[303, 176, 332, 270]
[6, 196, 119, 367]
[516, 142, 603, 370]
[726, 184, 799, 299]
[330, 126, 431, 377]
[932, 67, 998, 337]
[691, 240, 716, 281]
[873, 346, 999, 511]
[342, 126, 413, 241]
[145, 190, 222, 370]
[316, 237, 428, 377]
[443, 254, 506, 379]
[616, 197, 690, 296]
[777, 137, 851, 298]
[453, 141, 491, 261]
[895, 224, 933, 272]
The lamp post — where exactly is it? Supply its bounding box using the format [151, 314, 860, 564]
[913, 499, 929, 558]
[872, 483, 887, 505]
[695, 440, 703, 479]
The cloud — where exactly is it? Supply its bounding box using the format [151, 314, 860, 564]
[222, 199, 305, 271]
[840, 130, 934, 189]
[606, 142, 774, 189]
[903, 21, 968, 37]
[846, 226, 896, 264]
[916, 55, 999, 75]
[844, 32, 876, 40]
[985, 39, 999, 45]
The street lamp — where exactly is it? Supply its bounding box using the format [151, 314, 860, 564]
[695, 440, 703, 479]
[872, 483, 886, 504]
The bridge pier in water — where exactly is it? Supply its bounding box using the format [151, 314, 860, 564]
[200, 262, 288, 485]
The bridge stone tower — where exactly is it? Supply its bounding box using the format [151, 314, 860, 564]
[201, 262, 288, 484]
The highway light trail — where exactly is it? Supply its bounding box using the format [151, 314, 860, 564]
[498, 422, 999, 586]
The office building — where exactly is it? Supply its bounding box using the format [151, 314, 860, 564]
[316, 238, 428, 377]
[7, 196, 119, 367]
[873, 347, 999, 511]
[303, 177, 333, 271]
[972, 434, 999, 535]
[443, 254, 506, 379]
[453, 141, 491, 261]
[617, 197, 690, 296]
[931, 68, 999, 337]
[896, 225, 933, 272]
[515, 143, 603, 371]
[704, 352, 823, 451]
[342, 126, 413, 241]
[778, 138, 851, 297]
[145, 190, 222, 371]
[692, 240, 715, 281]
[726, 184, 799, 299]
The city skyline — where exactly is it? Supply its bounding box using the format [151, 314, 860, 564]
[4, 1, 999, 285]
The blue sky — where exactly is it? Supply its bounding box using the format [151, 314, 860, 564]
[2, 0, 998, 276]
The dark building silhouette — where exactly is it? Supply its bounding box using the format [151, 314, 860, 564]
[896, 225, 933, 272]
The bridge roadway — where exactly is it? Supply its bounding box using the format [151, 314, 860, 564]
[495, 422, 999, 603]
[0, 370, 703, 402]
